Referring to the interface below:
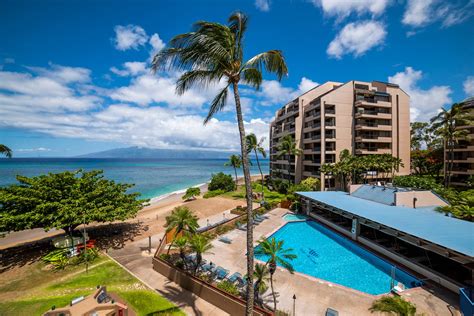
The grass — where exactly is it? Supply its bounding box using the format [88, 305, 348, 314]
[218, 182, 287, 205]
[0, 255, 184, 316]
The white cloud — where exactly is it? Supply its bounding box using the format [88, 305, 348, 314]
[402, 0, 474, 29]
[113, 25, 148, 51]
[17, 147, 52, 152]
[111, 62, 147, 77]
[255, 0, 270, 12]
[327, 20, 386, 59]
[297, 77, 319, 93]
[149, 33, 165, 60]
[28, 64, 91, 83]
[312, 0, 390, 20]
[464, 76, 474, 96]
[388, 67, 452, 122]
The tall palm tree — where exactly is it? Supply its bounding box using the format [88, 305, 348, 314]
[164, 206, 199, 254]
[188, 234, 213, 274]
[152, 12, 288, 314]
[246, 133, 267, 200]
[369, 295, 416, 316]
[173, 236, 189, 270]
[253, 263, 269, 306]
[254, 237, 296, 311]
[225, 154, 242, 188]
[276, 135, 302, 186]
[431, 103, 473, 187]
[0, 144, 12, 158]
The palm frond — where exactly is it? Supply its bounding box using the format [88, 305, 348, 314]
[176, 70, 223, 95]
[241, 67, 262, 89]
[228, 12, 248, 61]
[204, 84, 231, 124]
[244, 50, 288, 80]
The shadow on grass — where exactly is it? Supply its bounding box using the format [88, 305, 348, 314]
[0, 221, 147, 273]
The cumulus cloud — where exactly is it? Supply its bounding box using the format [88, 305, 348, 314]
[402, 0, 474, 30]
[110, 62, 147, 77]
[149, 33, 165, 60]
[312, 0, 390, 20]
[113, 24, 148, 51]
[464, 76, 474, 96]
[255, 0, 270, 12]
[27, 63, 91, 83]
[388, 67, 452, 122]
[297, 77, 319, 93]
[17, 147, 52, 152]
[327, 20, 386, 59]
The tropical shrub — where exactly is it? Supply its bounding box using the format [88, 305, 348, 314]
[203, 189, 225, 199]
[393, 175, 444, 192]
[369, 295, 416, 316]
[208, 172, 235, 192]
[182, 187, 201, 201]
[438, 189, 474, 221]
[216, 280, 239, 296]
[42, 249, 70, 270]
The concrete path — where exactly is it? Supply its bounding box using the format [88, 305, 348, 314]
[108, 234, 227, 316]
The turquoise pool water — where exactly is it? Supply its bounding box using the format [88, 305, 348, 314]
[282, 214, 308, 222]
[255, 221, 421, 295]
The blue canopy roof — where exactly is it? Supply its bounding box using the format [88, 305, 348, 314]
[298, 191, 474, 257]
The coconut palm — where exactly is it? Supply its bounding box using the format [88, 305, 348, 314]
[369, 295, 416, 316]
[255, 237, 296, 311]
[246, 133, 267, 200]
[253, 263, 270, 306]
[172, 236, 189, 270]
[0, 144, 12, 158]
[152, 12, 288, 313]
[225, 154, 242, 188]
[431, 103, 474, 187]
[188, 234, 213, 274]
[164, 206, 199, 254]
[276, 135, 302, 186]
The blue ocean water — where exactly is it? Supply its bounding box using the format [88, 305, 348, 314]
[0, 158, 269, 200]
[255, 221, 420, 295]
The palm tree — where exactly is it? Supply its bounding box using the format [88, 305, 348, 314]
[369, 295, 416, 316]
[0, 144, 12, 158]
[225, 154, 242, 188]
[188, 234, 213, 274]
[254, 237, 296, 311]
[253, 263, 270, 306]
[173, 236, 189, 270]
[246, 133, 267, 200]
[152, 12, 288, 314]
[431, 103, 474, 187]
[276, 135, 302, 186]
[164, 206, 199, 254]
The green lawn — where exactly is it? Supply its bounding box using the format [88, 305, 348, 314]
[0, 256, 184, 316]
[220, 183, 286, 205]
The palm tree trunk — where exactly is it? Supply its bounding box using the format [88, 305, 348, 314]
[254, 149, 265, 201]
[232, 82, 254, 315]
[270, 273, 277, 311]
[448, 143, 454, 187]
[234, 166, 238, 189]
[287, 155, 291, 186]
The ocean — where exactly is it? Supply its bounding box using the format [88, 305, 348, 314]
[0, 158, 269, 200]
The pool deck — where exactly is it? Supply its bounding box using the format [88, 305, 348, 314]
[203, 208, 461, 315]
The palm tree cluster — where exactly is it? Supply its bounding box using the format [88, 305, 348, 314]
[276, 135, 303, 186]
[320, 149, 404, 191]
[153, 12, 288, 313]
[246, 133, 267, 200]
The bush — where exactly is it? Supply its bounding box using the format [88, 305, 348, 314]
[183, 187, 201, 201]
[208, 172, 236, 192]
[42, 249, 70, 270]
[159, 253, 171, 261]
[393, 175, 443, 192]
[216, 280, 239, 296]
[203, 189, 225, 199]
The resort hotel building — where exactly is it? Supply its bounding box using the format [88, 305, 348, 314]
[269, 80, 410, 189]
[448, 96, 474, 187]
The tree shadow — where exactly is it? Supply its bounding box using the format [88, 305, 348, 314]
[154, 280, 203, 316]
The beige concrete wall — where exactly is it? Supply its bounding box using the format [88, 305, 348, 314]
[395, 191, 449, 208]
[349, 184, 363, 194]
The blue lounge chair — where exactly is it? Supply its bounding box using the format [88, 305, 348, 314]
[255, 215, 266, 221]
[201, 263, 216, 273]
[215, 266, 229, 280]
[227, 272, 242, 283]
[218, 236, 232, 244]
[237, 223, 247, 231]
[326, 308, 339, 316]
[238, 275, 247, 288]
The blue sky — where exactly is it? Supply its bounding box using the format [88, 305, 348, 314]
[0, 0, 473, 157]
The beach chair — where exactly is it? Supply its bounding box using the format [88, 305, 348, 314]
[391, 282, 406, 295]
[218, 236, 232, 244]
[201, 262, 216, 273]
[237, 223, 247, 231]
[326, 308, 339, 316]
[227, 272, 242, 284]
[215, 266, 229, 280]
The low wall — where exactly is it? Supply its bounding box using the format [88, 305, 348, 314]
[395, 191, 449, 208]
[152, 257, 272, 316]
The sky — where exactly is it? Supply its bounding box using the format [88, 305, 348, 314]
[0, 0, 473, 157]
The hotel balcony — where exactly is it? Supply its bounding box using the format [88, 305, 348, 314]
[355, 136, 392, 143]
[356, 148, 392, 155]
[303, 123, 321, 133]
[355, 123, 392, 131]
[355, 110, 391, 120]
[355, 99, 392, 108]
[452, 145, 474, 152]
[303, 171, 321, 178]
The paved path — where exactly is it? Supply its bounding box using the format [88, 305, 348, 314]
[108, 234, 227, 316]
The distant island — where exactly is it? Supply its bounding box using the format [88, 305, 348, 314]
[77, 146, 237, 159]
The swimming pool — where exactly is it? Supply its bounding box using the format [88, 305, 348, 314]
[255, 221, 421, 295]
[282, 213, 308, 222]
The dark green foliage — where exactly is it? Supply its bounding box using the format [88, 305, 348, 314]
[438, 190, 474, 221]
[208, 172, 235, 192]
[182, 187, 201, 201]
[203, 189, 225, 199]
[393, 175, 444, 192]
[216, 280, 239, 296]
[369, 295, 416, 316]
[0, 169, 147, 235]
